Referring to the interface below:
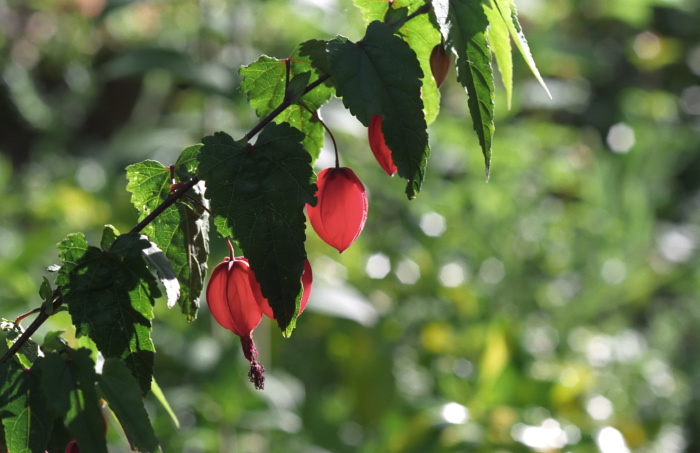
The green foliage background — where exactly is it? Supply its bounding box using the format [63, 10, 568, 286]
[1, 0, 700, 451]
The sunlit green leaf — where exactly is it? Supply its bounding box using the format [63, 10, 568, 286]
[484, 0, 513, 109]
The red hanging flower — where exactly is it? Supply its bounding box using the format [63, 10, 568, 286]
[368, 115, 398, 176]
[254, 259, 312, 320]
[430, 43, 451, 88]
[307, 167, 368, 253]
[206, 253, 266, 389]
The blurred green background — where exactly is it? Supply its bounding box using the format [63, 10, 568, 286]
[2, 0, 700, 451]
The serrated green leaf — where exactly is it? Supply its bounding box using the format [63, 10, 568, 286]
[328, 21, 430, 199]
[240, 42, 334, 162]
[98, 358, 159, 452]
[494, 0, 550, 98]
[353, 0, 442, 124]
[484, 0, 513, 109]
[0, 361, 53, 453]
[57, 231, 159, 394]
[1, 320, 39, 368]
[36, 350, 106, 453]
[100, 225, 119, 251]
[433, 0, 495, 179]
[198, 123, 315, 333]
[126, 156, 210, 321]
[142, 239, 180, 309]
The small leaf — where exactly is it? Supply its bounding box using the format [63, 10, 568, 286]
[57, 231, 159, 395]
[494, 0, 551, 98]
[0, 361, 53, 453]
[142, 239, 180, 309]
[328, 21, 430, 198]
[42, 330, 69, 353]
[150, 377, 179, 428]
[100, 225, 120, 251]
[433, 0, 495, 179]
[198, 123, 315, 334]
[98, 358, 160, 452]
[1, 319, 40, 368]
[37, 349, 107, 453]
[240, 42, 334, 162]
[285, 71, 312, 104]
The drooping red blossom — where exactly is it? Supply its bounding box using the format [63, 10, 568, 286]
[307, 167, 368, 253]
[65, 440, 80, 453]
[254, 259, 312, 320]
[368, 115, 398, 176]
[430, 43, 451, 88]
[206, 253, 266, 389]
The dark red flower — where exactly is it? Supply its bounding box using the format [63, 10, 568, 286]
[206, 255, 266, 389]
[307, 167, 368, 253]
[430, 43, 451, 88]
[368, 115, 398, 176]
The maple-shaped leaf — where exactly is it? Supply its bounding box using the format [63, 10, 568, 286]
[126, 145, 210, 321]
[328, 21, 429, 199]
[197, 122, 315, 335]
[240, 40, 333, 162]
[56, 226, 160, 394]
[0, 361, 52, 453]
[433, 0, 495, 179]
[36, 349, 107, 453]
[353, 0, 443, 124]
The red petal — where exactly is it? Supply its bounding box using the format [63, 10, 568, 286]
[256, 259, 313, 320]
[225, 259, 263, 337]
[368, 116, 398, 176]
[205, 259, 237, 332]
[307, 167, 368, 253]
[430, 44, 451, 88]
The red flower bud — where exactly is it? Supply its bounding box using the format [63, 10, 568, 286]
[65, 440, 80, 453]
[206, 255, 266, 389]
[430, 44, 451, 88]
[307, 167, 368, 253]
[368, 115, 398, 176]
[254, 259, 312, 320]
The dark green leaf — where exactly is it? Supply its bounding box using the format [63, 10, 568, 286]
[353, 0, 442, 124]
[126, 155, 210, 321]
[98, 358, 159, 452]
[198, 123, 315, 334]
[240, 42, 334, 161]
[1, 320, 39, 369]
[328, 21, 430, 198]
[0, 361, 52, 453]
[36, 349, 106, 453]
[42, 331, 69, 354]
[433, 0, 495, 179]
[286, 71, 312, 104]
[57, 228, 159, 394]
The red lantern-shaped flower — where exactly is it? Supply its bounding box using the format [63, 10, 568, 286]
[368, 115, 398, 176]
[307, 167, 368, 253]
[254, 259, 313, 320]
[430, 43, 451, 88]
[206, 250, 267, 389]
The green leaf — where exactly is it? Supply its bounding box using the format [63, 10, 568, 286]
[1, 320, 40, 369]
[0, 361, 53, 453]
[433, 0, 495, 179]
[36, 349, 106, 453]
[240, 41, 334, 162]
[328, 21, 430, 199]
[494, 0, 550, 98]
[484, 0, 513, 109]
[98, 358, 159, 452]
[197, 123, 315, 334]
[150, 377, 179, 428]
[286, 71, 312, 104]
[353, 0, 442, 124]
[126, 153, 210, 321]
[41, 330, 69, 354]
[57, 229, 159, 394]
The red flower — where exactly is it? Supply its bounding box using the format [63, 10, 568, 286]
[430, 43, 451, 88]
[368, 115, 398, 176]
[307, 167, 368, 253]
[206, 255, 266, 389]
[255, 259, 312, 320]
